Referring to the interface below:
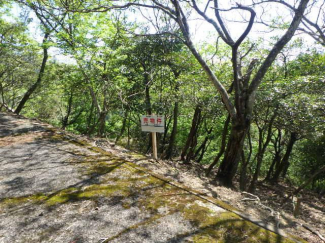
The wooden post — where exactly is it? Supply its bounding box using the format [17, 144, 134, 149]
[152, 132, 157, 160]
[293, 196, 301, 218]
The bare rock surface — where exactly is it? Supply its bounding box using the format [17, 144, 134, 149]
[0, 112, 308, 243]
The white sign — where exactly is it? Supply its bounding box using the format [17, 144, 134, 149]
[141, 115, 165, 133]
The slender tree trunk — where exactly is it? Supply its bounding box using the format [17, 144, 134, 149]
[240, 151, 248, 191]
[143, 68, 153, 153]
[61, 91, 73, 130]
[196, 140, 212, 163]
[265, 150, 281, 181]
[0, 82, 5, 111]
[144, 73, 152, 115]
[160, 115, 172, 154]
[97, 76, 110, 137]
[249, 128, 263, 189]
[240, 129, 252, 191]
[85, 82, 103, 134]
[271, 132, 298, 183]
[164, 101, 178, 159]
[194, 126, 213, 162]
[206, 115, 230, 176]
[265, 129, 282, 181]
[97, 111, 106, 137]
[115, 110, 128, 144]
[181, 105, 201, 162]
[87, 101, 95, 135]
[0, 74, 6, 109]
[249, 112, 276, 192]
[216, 117, 250, 187]
[97, 95, 108, 137]
[184, 132, 198, 163]
[14, 32, 49, 115]
[281, 160, 292, 179]
[127, 117, 130, 148]
[194, 136, 208, 159]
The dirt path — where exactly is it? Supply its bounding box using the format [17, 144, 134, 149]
[0, 112, 308, 243]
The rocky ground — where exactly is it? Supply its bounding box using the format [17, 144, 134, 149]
[98, 143, 325, 243]
[0, 112, 323, 243]
[100, 147, 324, 243]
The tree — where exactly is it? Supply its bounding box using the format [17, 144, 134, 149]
[5, 0, 323, 194]
[29, 0, 311, 187]
[0, 14, 40, 111]
[258, 49, 325, 184]
[100, 0, 309, 187]
[14, 31, 50, 114]
[13, 0, 66, 114]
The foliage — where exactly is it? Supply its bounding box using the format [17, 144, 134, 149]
[1, 1, 324, 193]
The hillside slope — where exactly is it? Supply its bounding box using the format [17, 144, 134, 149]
[0, 112, 315, 242]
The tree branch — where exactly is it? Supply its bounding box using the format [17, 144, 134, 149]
[247, 0, 309, 109]
[191, 0, 232, 45]
[213, 0, 234, 45]
[233, 4, 256, 48]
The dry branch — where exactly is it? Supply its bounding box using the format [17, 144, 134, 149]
[302, 224, 325, 242]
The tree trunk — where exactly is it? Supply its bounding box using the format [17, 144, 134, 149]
[97, 111, 106, 137]
[240, 129, 252, 191]
[164, 101, 178, 159]
[61, 91, 73, 130]
[281, 161, 291, 179]
[206, 115, 230, 176]
[14, 32, 49, 115]
[249, 112, 276, 192]
[216, 117, 250, 187]
[87, 101, 95, 135]
[194, 126, 213, 162]
[271, 132, 298, 183]
[97, 95, 108, 137]
[196, 139, 212, 163]
[181, 105, 201, 162]
[184, 133, 198, 164]
[143, 69, 152, 153]
[160, 115, 172, 154]
[265, 129, 282, 181]
[0, 77, 6, 110]
[248, 128, 263, 190]
[144, 72, 152, 115]
[127, 117, 130, 149]
[240, 151, 248, 191]
[115, 110, 128, 144]
[0, 82, 5, 111]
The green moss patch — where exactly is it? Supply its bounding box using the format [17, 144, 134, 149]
[1, 182, 131, 209]
[127, 152, 147, 160]
[85, 160, 126, 176]
[0, 193, 47, 208]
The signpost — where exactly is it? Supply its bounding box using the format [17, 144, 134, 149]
[141, 115, 164, 160]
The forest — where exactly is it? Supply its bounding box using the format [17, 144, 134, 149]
[0, 0, 324, 196]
